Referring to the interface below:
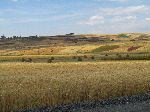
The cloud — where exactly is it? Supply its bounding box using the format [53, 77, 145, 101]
[97, 5, 150, 16]
[112, 16, 137, 22]
[79, 18, 150, 34]
[145, 18, 150, 21]
[79, 16, 104, 25]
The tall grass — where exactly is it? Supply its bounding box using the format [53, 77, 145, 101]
[0, 61, 150, 111]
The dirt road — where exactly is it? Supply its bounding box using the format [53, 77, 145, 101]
[22, 92, 150, 112]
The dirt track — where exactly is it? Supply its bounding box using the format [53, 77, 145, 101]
[21, 92, 150, 112]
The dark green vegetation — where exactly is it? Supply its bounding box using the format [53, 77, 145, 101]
[92, 45, 119, 53]
[0, 53, 150, 63]
[118, 34, 129, 38]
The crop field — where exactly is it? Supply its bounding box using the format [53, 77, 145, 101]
[0, 41, 149, 63]
[0, 41, 150, 56]
[0, 61, 150, 112]
[0, 34, 150, 112]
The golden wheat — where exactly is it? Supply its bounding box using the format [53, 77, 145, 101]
[0, 61, 150, 112]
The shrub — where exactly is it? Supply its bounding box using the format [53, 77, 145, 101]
[51, 57, 55, 60]
[118, 55, 122, 59]
[126, 54, 130, 58]
[28, 58, 32, 62]
[105, 54, 108, 56]
[21, 58, 25, 62]
[48, 59, 52, 63]
[116, 53, 119, 56]
[78, 57, 82, 61]
[73, 56, 76, 59]
[91, 56, 95, 60]
[84, 55, 88, 58]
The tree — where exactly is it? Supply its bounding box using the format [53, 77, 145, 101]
[1, 35, 6, 40]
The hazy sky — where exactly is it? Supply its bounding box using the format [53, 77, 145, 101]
[0, 0, 150, 36]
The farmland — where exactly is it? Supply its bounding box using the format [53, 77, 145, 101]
[0, 41, 150, 63]
[0, 61, 150, 112]
[0, 33, 150, 112]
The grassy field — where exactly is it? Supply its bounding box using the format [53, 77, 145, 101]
[0, 52, 149, 63]
[0, 41, 150, 63]
[0, 41, 150, 56]
[0, 61, 150, 112]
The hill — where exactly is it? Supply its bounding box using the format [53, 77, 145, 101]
[0, 33, 150, 62]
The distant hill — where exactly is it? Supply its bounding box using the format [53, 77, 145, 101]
[0, 33, 150, 51]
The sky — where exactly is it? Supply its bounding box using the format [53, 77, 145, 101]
[0, 0, 150, 36]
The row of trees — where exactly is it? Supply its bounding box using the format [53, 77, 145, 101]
[0, 35, 39, 40]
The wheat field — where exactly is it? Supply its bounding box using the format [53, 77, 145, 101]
[0, 61, 150, 112]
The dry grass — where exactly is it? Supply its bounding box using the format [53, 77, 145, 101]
[0, 61, 150, 112]
[109, 41, 150, 53]
[0, 45, 100, 55]
[0, 41, 150, 56]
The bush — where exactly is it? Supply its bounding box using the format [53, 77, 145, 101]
[73, 56, 76, 59]
[105, 54, 108, 56]
[21, 58, 25, 62]
[118, 55, 122, 59]
[78, 57, 82, 61]
[51, 57, 55, 60]
[84, 55, 88, 58]
[28, 58, 32, 63]
[126, 54, 130, 58]
[48, 59, 52, 63]
[91, 56, 95, 60]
